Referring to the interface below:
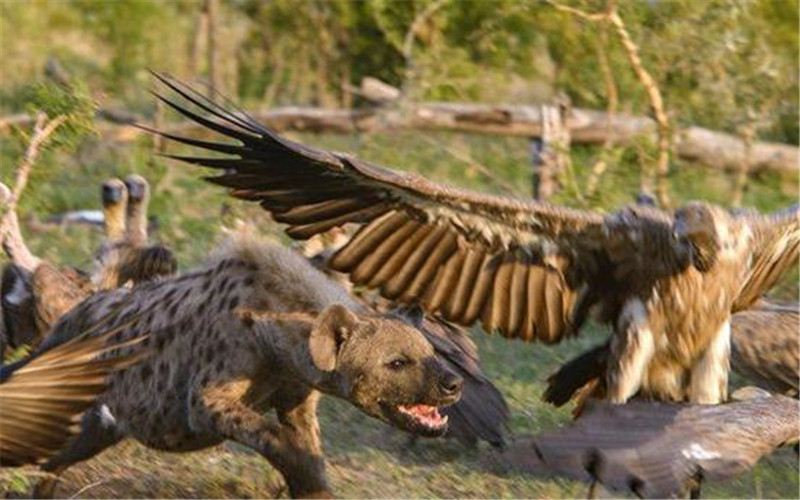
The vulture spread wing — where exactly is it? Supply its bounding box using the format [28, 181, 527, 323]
[0, 318, 148, 467]
[504, 395, 799, 498]
[150, 74, 689, 344]
[732, 211, 799, 311]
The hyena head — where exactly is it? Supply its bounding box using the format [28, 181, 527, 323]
[309, 304, 463, 437]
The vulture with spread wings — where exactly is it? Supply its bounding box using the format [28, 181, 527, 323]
[149, 74, 799, 405]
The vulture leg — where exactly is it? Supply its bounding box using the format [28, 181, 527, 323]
[606, 299, 655, 403]
[34, 406, 124, 498]
[688, 320, 731, 404]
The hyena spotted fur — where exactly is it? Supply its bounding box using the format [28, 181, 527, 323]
[34, 233, 462, 498]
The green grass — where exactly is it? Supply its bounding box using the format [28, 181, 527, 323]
[1, 129, 797, 498]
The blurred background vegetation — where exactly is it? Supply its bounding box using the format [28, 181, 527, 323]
[0, 1, 798, 498]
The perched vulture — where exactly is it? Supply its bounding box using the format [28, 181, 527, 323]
[0, 182, 96, 352]
[92, 175, 177, 289]
[503, 389, 800, 499]
[148, 74, 799, 405]
[300, 237, 509, 447]
[0, 315, 148, 467]
[544, 299, 800, 413]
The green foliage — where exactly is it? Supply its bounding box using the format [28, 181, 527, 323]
[19, 81, 97, 148]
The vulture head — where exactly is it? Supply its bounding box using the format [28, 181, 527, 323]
[101, 178, 128, 243]
[673, 202, 726, 272]
[124, 174, 150, 246]
[124, 174, 149, 205]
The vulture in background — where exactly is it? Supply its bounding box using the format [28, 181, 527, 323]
[544, 299, 800, 413]
[147, 74, 799, 406]
[503, 388, 799, 499]
[92, 175, 177, 290]
[0, 313, 148, 467]
[0, 181, 106, 353]
[297, 231, 509, 447]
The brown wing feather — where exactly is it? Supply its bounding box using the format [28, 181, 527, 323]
[148, 74, 667, 344]
[730, 300, 799, 395]
[733, 207, 800, 311]
[0, 320, 148, 467]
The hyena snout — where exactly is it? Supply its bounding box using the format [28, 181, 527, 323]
[438, 370, 463, 398]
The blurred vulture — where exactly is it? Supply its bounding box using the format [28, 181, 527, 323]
[544, 299, 800, 413]
[503, 389, 799, 499]
[0, 314, 148, 467]
[299, 237, 509, 447]
[92, 175, 177, 289]
[148, 74, 799, 406]
[0, 182, 102, 352]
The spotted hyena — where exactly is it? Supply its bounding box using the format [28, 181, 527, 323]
[34, 233, 462, 498]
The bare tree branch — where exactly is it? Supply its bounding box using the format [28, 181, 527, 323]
[0, 113, 65, 270]
[401, 0, 449, 98]
[607, 10, 671, 207]
[586, 25, 619, 196]
[548, 1, 673, 207]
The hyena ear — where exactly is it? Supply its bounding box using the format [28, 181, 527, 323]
[309, 304, 361, 372]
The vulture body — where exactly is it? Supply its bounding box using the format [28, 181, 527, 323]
[0, 317, 147, 467]
[92, 175, 177, 289]
[503, 390, 799, 498]
[149, 74, 799, 406]
[544, 299, 800, 412]
[0, 182, 101, 353]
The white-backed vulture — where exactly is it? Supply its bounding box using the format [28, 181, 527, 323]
[503, 389, 799, 499]
[543, 300, 800, 413]
[92, 175, 177, 289]
[148, 74, 799, 405]
[0, 314, 148, 467]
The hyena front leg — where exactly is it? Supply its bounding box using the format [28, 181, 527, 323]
[606, 299, 655, 403]
[189, 380, 332, 499]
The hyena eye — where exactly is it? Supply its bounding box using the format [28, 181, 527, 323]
[387, 358, 410, 371]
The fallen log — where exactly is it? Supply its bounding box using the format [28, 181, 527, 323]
[2, 103, 797, 174]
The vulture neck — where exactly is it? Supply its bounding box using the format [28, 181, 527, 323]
[126, 196, 149, 247]
[103, 202, 127, 243]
